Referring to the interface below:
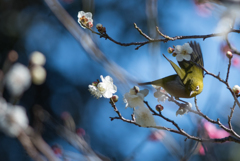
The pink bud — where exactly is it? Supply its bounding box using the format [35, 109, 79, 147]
[111, 95, 119, 103]
[167, 47, 174, 53]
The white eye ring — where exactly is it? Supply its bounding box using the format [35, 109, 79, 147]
[196, 86, 199, 91]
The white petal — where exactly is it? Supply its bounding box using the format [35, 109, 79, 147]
[97, 82, 107, 93]
[104, 76, 113, 83]
[100, 75, 104, 82]
[183, 54, 191, 61]
[85, 12, 92, 19]
[175, 45, 182, 54]
[176, 54, 183, 62]
[103, 90, 113, 98]
[139, 89, 149, 97]
[137, 93, 145, 100]
[78, 11, 85, 18]
[154, 91, 161, 98]
[176, 108, 188, 116]
[186, 47, 193, 54]
[110, 84, 117, 93]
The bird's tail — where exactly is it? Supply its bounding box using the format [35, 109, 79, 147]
[138, 82, 152, 86]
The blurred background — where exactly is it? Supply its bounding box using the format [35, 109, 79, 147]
[1, 0, 240, 160]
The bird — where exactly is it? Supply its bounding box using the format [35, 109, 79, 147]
[138, 41, 204, 99]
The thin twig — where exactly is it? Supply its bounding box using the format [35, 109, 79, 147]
[84, 22, 240, 51]
[156, 26, 174, 41]
[194, 97, 240, 139]
[228, 101, 237, 130]
[225, 56, 232, 83]
[226, 38, 240, 55]
[143, 101, 240, 143]
[134, 23, 153, 41]
[109, 98, 140, 126]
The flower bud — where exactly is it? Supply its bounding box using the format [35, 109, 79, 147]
[92, 81, 98, 86]
[133, 86, 140, 93]
[172, 52, 177, 57]
[226, 51, 233, 59]
[96, 23, 103, 30]
[232, 85, 240, 95]
[111, 95, 119, 102]
[167, 47, 174, 53]
[96, 23, 106, 34]
[155, 104, 164, 112]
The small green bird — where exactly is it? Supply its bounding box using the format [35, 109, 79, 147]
[139, 41, 204, 99]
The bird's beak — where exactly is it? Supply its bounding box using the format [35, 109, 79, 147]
[190, 91, 194, 97]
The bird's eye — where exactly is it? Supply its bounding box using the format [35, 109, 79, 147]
[196, 86, 199, 91]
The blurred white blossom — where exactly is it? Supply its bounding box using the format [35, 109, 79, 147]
[88, 75, 117, 99]
[153, 86, 168, 102]
[176, 102, 192, 116]
[77, 11, 93, 29]
[0, 98, 7, 117]
[30, 51, 46, 66]
[5, 63, 31, 96]
[0, 105, 28, 137]
[134, 105, 156, 127]
[123, 86, 149, 108]
[175, 43, 193, 62]
[31, 66, 47, 85]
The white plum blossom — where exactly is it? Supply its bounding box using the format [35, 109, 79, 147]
[175, 43, 193, 62]
[134, 105, 156, 127]
[153, 86, 168, 102]
[0, 105, 29, 137]
[77, 11, 93, 29]
[176, 102, 192, 116]
[5, 63, 31, 96]
[123, 86, 149, 108]
[97, 75, 117, 98]
[232, 85, 240, 95]
[88, 75, 117, 99]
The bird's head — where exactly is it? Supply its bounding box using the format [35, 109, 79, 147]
[187, 78, 203, 97]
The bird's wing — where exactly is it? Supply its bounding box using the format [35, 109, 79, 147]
[163, 54, 186, 80]
[178, 41, 204, 76]
[190, 41, 204, 67]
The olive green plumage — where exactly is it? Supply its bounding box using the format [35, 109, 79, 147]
[139, 41, 204, 99]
